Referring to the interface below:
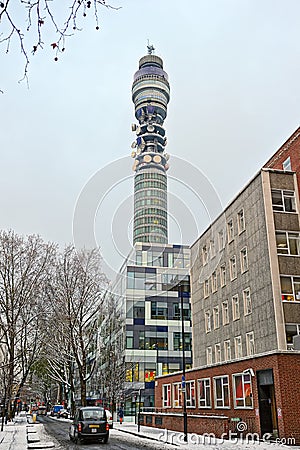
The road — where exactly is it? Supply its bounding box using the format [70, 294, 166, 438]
[37, 416, 170, 450]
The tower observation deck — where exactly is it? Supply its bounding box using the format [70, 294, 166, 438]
[131, 48, 170, 245]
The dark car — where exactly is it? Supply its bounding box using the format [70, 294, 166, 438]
[69, 406, 109, 444]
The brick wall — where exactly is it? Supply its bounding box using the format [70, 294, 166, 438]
[152, 352, 300, 444]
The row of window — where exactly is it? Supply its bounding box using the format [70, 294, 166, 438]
[126, 332, 192, 351]
[134, 226, 167, 237]
[204, 289, 252, 334]
[135, 208, 167, 218]
[135, 198, 166, 209]
[203, 248, 248, 297]
[135, 172, 167, 183]
[135, 180, 167, 191]
[162, 372, 253, 410]
[135, 249, 190, 269]
[206, 332, 255, 365]
[135, 189, 167, 200]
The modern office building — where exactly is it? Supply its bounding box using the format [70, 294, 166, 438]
[143, 165, 300, 444]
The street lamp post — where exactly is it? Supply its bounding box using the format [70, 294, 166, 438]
[180, 282, 188, 442]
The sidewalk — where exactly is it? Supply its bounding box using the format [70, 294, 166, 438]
[0, 412, 56, 450]
[113, 421, 300, 449]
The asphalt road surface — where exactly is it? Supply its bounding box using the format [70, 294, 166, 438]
[37, 416, 169, 450]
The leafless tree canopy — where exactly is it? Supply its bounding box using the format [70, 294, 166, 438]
[0, 0, 120, 82]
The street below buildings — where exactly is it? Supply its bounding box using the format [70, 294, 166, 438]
[37, 416, 171, 450]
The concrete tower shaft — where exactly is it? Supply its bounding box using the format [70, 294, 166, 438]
[131, 51, 170, 245]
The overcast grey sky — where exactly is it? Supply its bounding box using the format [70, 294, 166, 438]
[1, 0, 300, 274]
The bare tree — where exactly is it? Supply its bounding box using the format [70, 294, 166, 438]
[0, 0, 121, 84]
[0, 230, 56, 420]
[48, 245, 108, 408]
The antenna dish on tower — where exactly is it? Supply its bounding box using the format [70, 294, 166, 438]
[147, 124, 155, 132]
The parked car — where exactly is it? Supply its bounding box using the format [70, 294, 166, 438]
[57, 408, 69, 419]
[50, 405, 64, 417]
[37, 406, 47, 416]
[69, 406, 109, 444]
[105, 410, 113, 429]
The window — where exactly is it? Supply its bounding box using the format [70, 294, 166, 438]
[286, 323, 300, 349]
[224, 340, 231, 361]
[240, 247, 248, 273]
[186, 381, 196, 407]
[205, 311, 211, 333]
[215, 343, 221, 363]
[271, 189, 296, 212]
[210, 240, 216, 259]
[227, 219, 234, 242]
[126, 336, 133, 349]
[233, 373, 253, 408]
[213, 306, 220, 329]
[237, 209, 245, 233]
[276, 231, 300, 255]
[204, 279, 209, 298]
[234, 336, 243, 358]
[220, 265, 226, 287]
[214, 376, 229, 408]
[198, 378, 211, 408]
[173, 383, 182, 408]
[162, 384, 171, 408]
[173, 332, 192, 351]
[229, 256, 237, 280]
[211, 271, 217, 293]
[281, 276, 300, 301]
[173, 303, 190, 321]
[222, 301, 229, 325]
[202, 245, 208, 265]
[246, 332, 255, 356]
[218, 230, 225, 251]
[151, 301, 167, 319]
[243, 288, 252, 315]
[283, 156, 291, 171]
[232, 295, 240, 320]
[206, 347, 212, 365]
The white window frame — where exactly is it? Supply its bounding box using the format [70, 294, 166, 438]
[173, 382, 182, 408]
[234, 335, 243, 359]
[186, 380, 196, 408]
[276, 231, 300, 256]
[215, 343, 221, 363]
[246, 331, 255, 356]
[214, 375, 230, 409]
[211, 271, 217, 293]
[213, 306, 220, 329]
[224, 340, 231, 361]
[222, 301, 229, 325]
[220, 264, 226, 287]
[229, 255, 237, 280]
[197, 378, 211, 408]
[210, 239, 216, 259]
[232, 295, 240, 321]
[237, 209, 245, 234]
[205, 311, 211, 333]
[162, 384, 171, 408]
[202, 245, 208, 265]
[240, 247, 248, 273]
[271, 189, 296, 213]
[218, 230, 225, 251]
[232, 373, 253, 409]
[243, 288, 252, 315]
[227, 219, 234, 242]
[283, 156, 291, 171]
[206, 347, 212, 365]
[281, 275, 300, 302]
[204, 279, 209, 298]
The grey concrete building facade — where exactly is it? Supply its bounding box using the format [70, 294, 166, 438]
[191, 168, 300, 368]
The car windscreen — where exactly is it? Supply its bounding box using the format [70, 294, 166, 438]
[82, 409, 105, 420]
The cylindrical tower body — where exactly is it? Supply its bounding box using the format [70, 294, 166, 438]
[131, 53, 170, 244]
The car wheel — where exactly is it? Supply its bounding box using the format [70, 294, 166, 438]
[102, 434, 109, 444]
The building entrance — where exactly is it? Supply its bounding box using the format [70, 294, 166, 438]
[257, 369, 278, 438]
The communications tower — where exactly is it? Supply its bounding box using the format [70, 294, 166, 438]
[131, 45, 170, 245]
